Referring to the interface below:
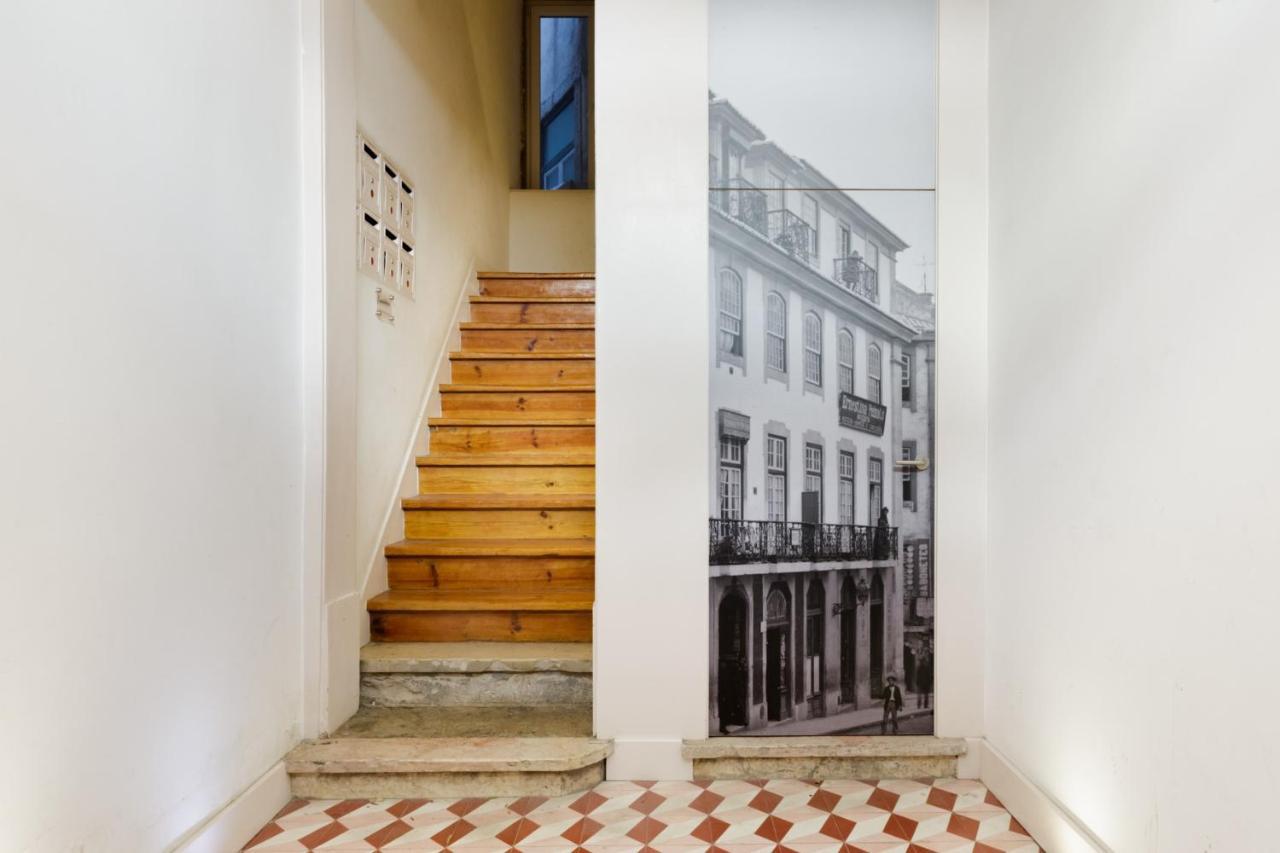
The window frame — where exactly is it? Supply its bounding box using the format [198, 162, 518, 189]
[526, 1, 594, 189]
[837, 328, 854, 396]
[803, 311, 823, 388]
[838, 450, 855, 526]
[718, 436, 745, 520]
[766, 291, 788, 374]
[804, 442, 823, 522]
[901, 351, 913, 405]
[717, 268, 744, 359]
[766, 434, 787, 522]
[867, 343, 883, 404]
[901, 441, 917, 510]
[868, 456, 883, 524]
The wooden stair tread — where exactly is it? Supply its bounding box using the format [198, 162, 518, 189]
[478, 271, 594, 279]
[459, 322, 594, 331]
[470, 295, 595, 304]
[404, 493, 594, 509]
[386, 538, 596, 557]
[287, 733, 611, 773]
[439, 384, 594, 393]
[450, 351, 594, 360]
[369, 588, 594, 612]
[360, 641, 592, 673]
[428, 417, 594, 427]
[418, 453, 594, 467]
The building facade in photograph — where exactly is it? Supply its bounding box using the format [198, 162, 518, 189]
[707, 95, 936, 735]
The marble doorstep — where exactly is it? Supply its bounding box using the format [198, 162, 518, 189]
[360, 641, 592, 674]
[684, 736, 967, 781]
[287, 736, 611, 774]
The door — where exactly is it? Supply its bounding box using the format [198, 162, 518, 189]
[840, 576, 857, 705]
[870, 572, 884, 697]
[717, 593, 749, 729]
[765, 586, 791, 721]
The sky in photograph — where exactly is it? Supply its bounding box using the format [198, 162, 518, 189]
[711, 0, 937, 294]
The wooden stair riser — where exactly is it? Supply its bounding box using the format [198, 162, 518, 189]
[479, 279, 595, 298]
[450, 358, 595, 386]
[371, 610, 593, 643]
[404, 508, 594, 540]
[418, 464, 595, 494]
[469, 302, 595, 324]
[360, 671, 592, 708]
[440, 391, 595, 419]
[430, 425, 595, 453]
[460, 328, 594, 354]
[388, 556, 595, 589]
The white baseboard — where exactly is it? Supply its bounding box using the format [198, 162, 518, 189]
[170, 762, 291, 853]
[956, 736, 982, 779]
[604, 738, 692, 781]
[978, 740, 1110, 852]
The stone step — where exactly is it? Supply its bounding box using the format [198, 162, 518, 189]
[334, 704, 591, 738]
[681, 736, 967, 780]
[360, 642, 592, 708]
[286, 734, 610, 798]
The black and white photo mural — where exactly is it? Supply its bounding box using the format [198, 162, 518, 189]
[708, 0, 938, 736]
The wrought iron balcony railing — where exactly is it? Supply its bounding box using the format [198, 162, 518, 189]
[712, 177, 768, 235]
[709, 518, 898, 564]
[767, 209, 819, 270]
[833, 255, 879, 303]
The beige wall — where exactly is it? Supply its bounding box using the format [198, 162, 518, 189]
[509, 189, 597, 272]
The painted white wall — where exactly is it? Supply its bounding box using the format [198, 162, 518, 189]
[345, 0, 521, 666]
[594, 0, 710, 778]
[0, 2, 304, 850]
[986, 1, 1280, 849]
[509, 190, 596, 271]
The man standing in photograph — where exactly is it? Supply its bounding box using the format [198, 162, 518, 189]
[882, 674, 904, 734]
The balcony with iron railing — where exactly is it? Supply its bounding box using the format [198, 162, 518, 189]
[711, 177, 769, 236]
[767, 209, 819, 270]
[833, 254, 879, 303]
[709, 518, 898, 565]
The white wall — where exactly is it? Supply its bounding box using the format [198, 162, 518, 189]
[344, 0, 521, 673]
[986, 1, 1280, 849]
[509, 190, 596, 271]
[0, 3, 304, 850]
[595, 0, 709, 777]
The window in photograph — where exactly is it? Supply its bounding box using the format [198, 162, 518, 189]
[839, 450, 855, 526]
[766, 292, 787, 372]
[803, 312, 822, 387]
[901, 351, 913, 404]
[719, 436, 745, 519]
[867, 343, 882, 403]
[718, 269, 744, 357]
[805, 576, 825, 708]
[902, 441, 916, 510]
[528, 2, 592, 189]
[868, 457, 883, 523]
[766, 435, 787, 521]
[838, 329, 854, 396]
[804, 443, 823, 521]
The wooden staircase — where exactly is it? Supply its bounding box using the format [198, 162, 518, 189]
[286, 272, 606, 798]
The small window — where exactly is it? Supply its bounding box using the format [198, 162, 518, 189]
[528, 3, 593, 189]
[838, 223, 852, 259]
[719, 436, 745, 520]
[717, 269, 743, 357]
[867, 343, 882, 404]
[901, 352, 913, 404]
[766, 292, 787, 372]
[839, 451, 855, 526]
[901, 442, 917, 510]
[838, 329, 854, 396]
[803, 312, 822, 387]
[868, 457, 883, 524]
[766, 434, 787, 522]
[804, 443, 823, 521]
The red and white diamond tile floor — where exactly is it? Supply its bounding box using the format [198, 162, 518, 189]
[244, 778, 1040, 852]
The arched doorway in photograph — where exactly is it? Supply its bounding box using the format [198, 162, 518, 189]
[716, 587, 749, 732]
[804, 575, 826, 716]
[765, 583, 791, 721]
[870, 571, 885, 697]
[839, 575, 857, 705]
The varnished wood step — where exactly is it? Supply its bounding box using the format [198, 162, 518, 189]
[404, 494, 594, 509]
[440, 384, 594, 392]
[459, 323, 594, 330]
[440, 387, 594, 418]
[402, 506, 593, 540]
[370, 588, 594, 612]
[450, 354, 594, 386]
[429, 417, 594, 427]
[428, 423, 594, 453]
[418, 461, 594, 495]
[387, 554, 594, 589]
[385, 538, 596, 557]
[468, 298, 594, 325]
[478, 279, 595, 298]
[478, 272, 595, 278]
[460, 327, 594, 354]
[418, 452, 594, 466]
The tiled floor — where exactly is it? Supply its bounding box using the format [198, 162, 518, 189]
[243, 778, 1040, 852]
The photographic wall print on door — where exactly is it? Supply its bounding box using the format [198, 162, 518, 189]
[707, 0, 937, 737]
